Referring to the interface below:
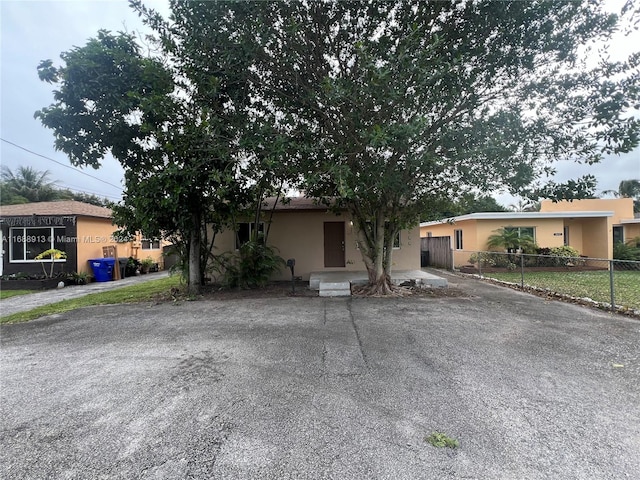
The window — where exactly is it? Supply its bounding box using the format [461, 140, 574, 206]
[141, 238, 161, 250]
[563, 226, 570, 247]
[9, 227, 66, 262]
[454, 229, 463, 250]
[235, 222, 264, 250]
[505, 226, 536, 241]
[613, 226, 624, 245]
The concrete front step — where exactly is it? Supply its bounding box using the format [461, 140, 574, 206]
[310, 270, 448, 291]
[319, 281, 352, 297]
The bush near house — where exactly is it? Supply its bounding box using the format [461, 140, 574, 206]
[614, 237, 640, 262]
[469, 246, 582, 270]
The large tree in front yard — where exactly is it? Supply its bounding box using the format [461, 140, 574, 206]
[164, 0, 640, 294]
[35, 30, 243, 294]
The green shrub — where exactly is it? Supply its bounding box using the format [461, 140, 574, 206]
[614, 238, 640, 261]
[223, 241, 285, 289]
[535, 245, 580, 267]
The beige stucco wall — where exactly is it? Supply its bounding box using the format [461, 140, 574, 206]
[211, 210, 420, 281]
[578, 217, 612, 259]
[421, 199, 635, 266]
[75, 217, 132, 274]
[422, 217, 574, 267]
[129, 232, 167, 268]
[623, 223, 640, 241]
[541, 198, 634, 224]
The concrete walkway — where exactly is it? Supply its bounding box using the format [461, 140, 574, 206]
[0, 271, 170, 317]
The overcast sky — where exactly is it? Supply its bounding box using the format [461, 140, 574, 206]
[1, 0, 639, 207]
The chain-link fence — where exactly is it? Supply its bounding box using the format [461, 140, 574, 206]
[456, 250, 640, 313]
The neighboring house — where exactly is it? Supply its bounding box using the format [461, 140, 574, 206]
[210, 197, 421, 281]
[420, 198, 639, 268]
[0, 201, 167, 277]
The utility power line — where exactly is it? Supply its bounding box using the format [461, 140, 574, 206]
[1, 138, 123, 191]
[52, 182, 122, 201]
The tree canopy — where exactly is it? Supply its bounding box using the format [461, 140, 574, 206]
[0, 166, 110, 206]
[163, 0, 640, 293]
[602, 179, 640, 212]
[36, 0, 640, 294]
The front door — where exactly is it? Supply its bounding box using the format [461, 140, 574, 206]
[324, 222, 345, 267]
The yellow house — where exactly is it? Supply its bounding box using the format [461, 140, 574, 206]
[0, 201, 167, 277]
[209, 197, 421, 281]
[420, 198, 639, 268]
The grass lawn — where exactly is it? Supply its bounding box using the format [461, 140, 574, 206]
[0, 290, 35, 300]
[483, 270, 640, 310]
[0, 276, 183, 325]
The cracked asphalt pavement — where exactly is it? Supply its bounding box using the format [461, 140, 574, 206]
[1, 273, 639, 479]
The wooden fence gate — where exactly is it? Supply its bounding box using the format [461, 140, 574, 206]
[421, 236, 452, 269]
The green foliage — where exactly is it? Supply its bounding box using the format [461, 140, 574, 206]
[534, 246, 582, 267]
[425, 432, 459, 449]
[486, 228, 538, 253]
[613, 238, 640, 261]
[140, 257, 156, 272]
[35, 28, 246, 294]
[36, 1, 640, 295]
[34, 248, 67, 278]
[0, 166, 110, 206]
[222, 241, 285, 289]
[602, 179, 640, 212]
[0, 276, 182, 324]
[170, 1, 639, 292]
[69, 271, 89, 285]
[1, 166, 58, 204]
[424, 194, 508, 221]
[484, 271, 640, 311]
[0, 290, 35, 300]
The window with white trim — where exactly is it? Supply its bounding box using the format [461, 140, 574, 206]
[9, 227, 66, 262]
[141, 238, 161, 250]
[454, 229, 463, 250]
[505, 226, 536, 241]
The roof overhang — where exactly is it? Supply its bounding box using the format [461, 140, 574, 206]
[420, 211, 614, 228]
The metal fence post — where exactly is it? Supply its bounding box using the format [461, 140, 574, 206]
[520, 253, 525, 289]
[609, 260, 615, 312]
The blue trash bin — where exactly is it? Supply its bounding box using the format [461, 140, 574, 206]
[88, 258, 116, 282]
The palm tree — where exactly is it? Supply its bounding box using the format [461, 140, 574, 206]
[602, 179, 640, 213]
[508, 198, 539, 212]
[486, 227, 538, 253]
[0, 166, 59, 203]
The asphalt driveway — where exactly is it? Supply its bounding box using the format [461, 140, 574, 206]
[1, 274, 639, 479]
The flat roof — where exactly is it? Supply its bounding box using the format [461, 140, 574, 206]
[420, 211, 615, 227]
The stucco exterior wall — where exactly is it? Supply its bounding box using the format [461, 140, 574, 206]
[563, 220, 584, 253]
[541, 198, 634, 224]
[211, 210, 420, 281]
[623, 223, 640, 241]
[75, 217, 131, 274]
[577, 217, 611, 259]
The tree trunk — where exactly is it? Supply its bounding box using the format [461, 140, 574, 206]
[188, 211, 201, 296]
[353, 211, 394, 295]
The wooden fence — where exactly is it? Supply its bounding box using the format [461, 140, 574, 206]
[420, 236, 452, 269]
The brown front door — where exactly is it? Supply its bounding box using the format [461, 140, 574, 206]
[324, 222, 345, 267]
